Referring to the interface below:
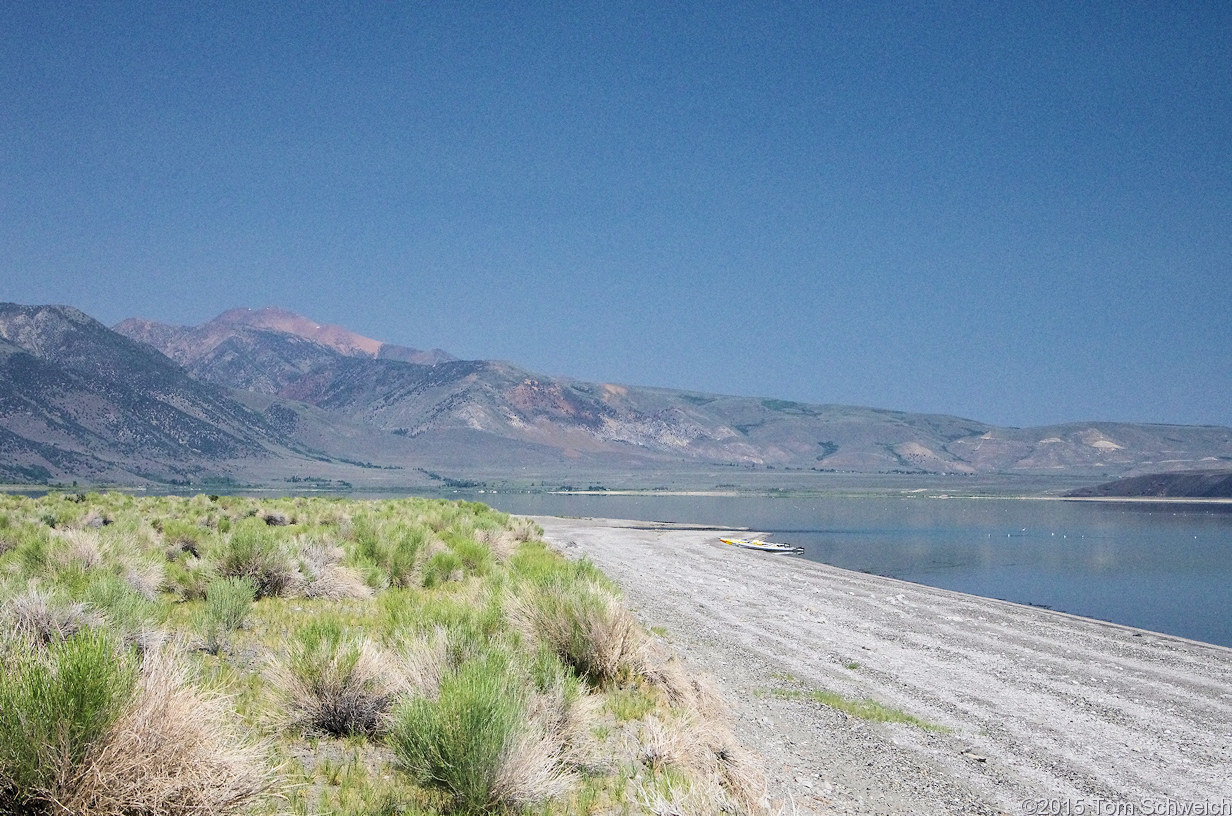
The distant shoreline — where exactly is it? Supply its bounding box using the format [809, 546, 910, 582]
[8, 482, 1232, 504]
[544, 488, 1232, 504]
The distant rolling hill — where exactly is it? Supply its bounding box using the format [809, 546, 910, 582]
[3, 302, 1230, 488]
[1067, 470, 1232, 498]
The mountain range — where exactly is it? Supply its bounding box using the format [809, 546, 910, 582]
[2, 302, 1230, 489]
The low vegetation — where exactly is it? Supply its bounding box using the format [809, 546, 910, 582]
[0, 492, 766, 815]
[772, 687, 947, 732]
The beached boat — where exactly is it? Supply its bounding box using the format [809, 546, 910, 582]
[720, 537, 805, 554]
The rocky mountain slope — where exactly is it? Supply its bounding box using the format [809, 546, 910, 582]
[111, 307, 1232, 481]
[3, 301, 1230, 487]
[115, 307, 453, 380]
[0, 304, 336, 483]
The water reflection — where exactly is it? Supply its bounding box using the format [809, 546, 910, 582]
[481, 494, 1232, 647]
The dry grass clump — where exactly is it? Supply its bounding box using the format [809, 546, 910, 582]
[121, 559, 164, 602]
[713, 738, 768, 816]
[635, 712, 766, 816]
[638, 643, 728, 719]
[508, 516, 542, 543]
[390, 626, 451, 700]
[297, 537, 373, 600]
[73, 510, 110, 530]
[507, 576, 644, 685]
[630, 640, 765, 815]
[53, 528, 105, 570]
[638, 777, 726, 816]
[526, 680, 607, 774]
[211, 518, 301, 599]
[637, 713, 708, 772]
[270, 621, 407, 738]
[491, 721, 576, 810]
[474, 526, 519, 562]
[3, 584, 103, 645]
[48, 529, 164, 602]
[60, 646, 272, 816]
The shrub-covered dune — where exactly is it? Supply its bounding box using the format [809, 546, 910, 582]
[0, 492, 764, 816]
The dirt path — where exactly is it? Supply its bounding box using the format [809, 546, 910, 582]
[534, 516, 1232, 816]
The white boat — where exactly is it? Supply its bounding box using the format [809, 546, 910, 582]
[719, 537, 804, 554]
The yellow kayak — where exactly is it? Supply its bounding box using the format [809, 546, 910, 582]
[720, 537, 804, 554]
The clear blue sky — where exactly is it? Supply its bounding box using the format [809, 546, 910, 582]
[2, 2, 1229, 428]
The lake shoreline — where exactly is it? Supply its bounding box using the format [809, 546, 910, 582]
[537, 489, 1232, 503]
[535, 515, 1232, 815]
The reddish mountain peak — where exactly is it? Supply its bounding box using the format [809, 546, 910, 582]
[209, 307, 384, 358]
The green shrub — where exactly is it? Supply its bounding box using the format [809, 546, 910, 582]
[389, 648, 527, 812]
[158, 518, 211, 557]
[507, 541, 563, 581]
[422, 550, 464, 589]
[273, 619, 402, 738]
[510, 547, 607, 587]
[387, 526, 427, 587]
[165, 556, 215, 601]
[80, 573, 161, 640]
[509, 574, 642, 685]
[212, 519, 298, 598]
[193, 577, 256, 654]
[346, 519, 427, 588]
[0, 629, 137, 813]
[380, 589, 506, 667]
[446, 535, 494, 578]
[3, 524, 53, 579]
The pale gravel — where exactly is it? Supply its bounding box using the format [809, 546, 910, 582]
[534, 516, 1232, 816]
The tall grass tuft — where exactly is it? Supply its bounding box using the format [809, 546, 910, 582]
[193, 576, 256, 654]
[508, 574, 643, 685]
[0, 629, 136, 814]
[212, 518, 299, 598]
[2, 585, 103, 645]
[270, 619, 404, 738]
[421, 549, 464, 589]
[347, 519, 428, 588]
[79, 572, 162, 643]
[389, 648, 534, 812]
[59, 646, 272, 816]
[164, 555, 214, 601]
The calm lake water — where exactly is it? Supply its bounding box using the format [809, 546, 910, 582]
[480, 493, 1232, 648]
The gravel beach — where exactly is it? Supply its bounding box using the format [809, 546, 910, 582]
[534, 516, 1232, 816]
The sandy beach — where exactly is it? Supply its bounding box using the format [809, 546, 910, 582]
[535, 516, 1232, 816]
